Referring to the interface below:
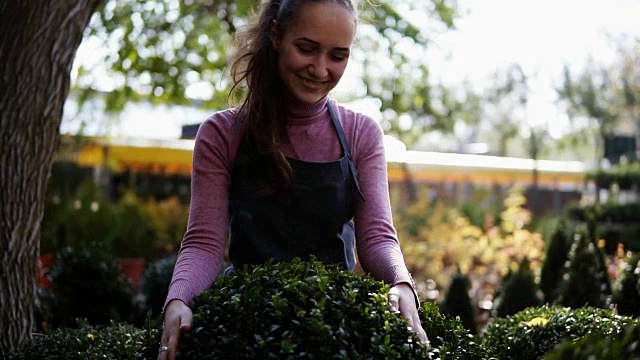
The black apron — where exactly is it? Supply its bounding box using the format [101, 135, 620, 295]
[227, 101, 364, 272]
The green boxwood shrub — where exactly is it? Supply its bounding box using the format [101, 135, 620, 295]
[169, 258, 431, 359]
[7, 321, 144, 360]
[611, 254, 640, 317]
[544, 321, 640, 360]
[482, 305, 635, 360]
[42, 243, 135, 328]
[137, 258, 484, 359]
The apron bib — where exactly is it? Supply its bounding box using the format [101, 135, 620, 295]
[228, 102, 364, 271]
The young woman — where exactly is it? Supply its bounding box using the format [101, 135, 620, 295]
[158, 0, 428, 358]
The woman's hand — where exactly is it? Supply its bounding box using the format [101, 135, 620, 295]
[388, 284, 430, 346]
[158, 299, 193, 360]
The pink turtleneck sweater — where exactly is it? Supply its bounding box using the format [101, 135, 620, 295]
[166, 96, 414, 307]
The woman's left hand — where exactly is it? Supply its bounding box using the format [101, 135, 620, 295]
[388, 283, 429, 346]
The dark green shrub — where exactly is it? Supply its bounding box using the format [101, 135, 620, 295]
[43, 243, 135, 328]
[555, 229, 611, 309]
[140, 253, 177, 320]
[422, 301, 485, 360]
[7, 321, 143, 360]
[493, 258, 542, 318]
[612, 254, 640, 317]
[544, 320, 640, 360]
[439, 269, 477, 335]
[539, 218, 572, 302]
[481, 305, 635, 360]
[138, 258, 487, 359]
[181, 258, 432, 359]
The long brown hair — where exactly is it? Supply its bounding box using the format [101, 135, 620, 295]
[228, 0, 357, 191]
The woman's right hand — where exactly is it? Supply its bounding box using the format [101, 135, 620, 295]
[158, 299, 193, 360]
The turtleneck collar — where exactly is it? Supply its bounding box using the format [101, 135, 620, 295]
[288, 95, 329, 120]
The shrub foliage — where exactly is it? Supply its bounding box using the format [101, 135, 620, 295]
[42, 243, 135, 328]
[544, 321, 640, 360]
[481, 305, 635, 360]
[162, 258, 434, 359]
[7, 321, 143, 360]
[611, 254, 640, 317]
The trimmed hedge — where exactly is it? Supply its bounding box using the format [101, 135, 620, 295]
[145, 258, 434, 359]
[481, 305, 635, 360]
[137, 258, 484, 359]
[544, 321, 640, 360]
[7, 322, 144, 360]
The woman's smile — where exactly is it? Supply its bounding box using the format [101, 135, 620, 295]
[299, 75, 328, 91]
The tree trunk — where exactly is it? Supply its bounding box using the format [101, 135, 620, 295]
[400, 162, 418, 205]
[0, 1, 101, 354]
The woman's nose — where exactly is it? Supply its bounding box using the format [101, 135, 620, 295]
[308, 55, 329, 79]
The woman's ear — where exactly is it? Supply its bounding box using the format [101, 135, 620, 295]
[269, 20, 280, 50]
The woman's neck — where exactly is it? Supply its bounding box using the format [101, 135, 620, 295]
[288, 95, 329, 120]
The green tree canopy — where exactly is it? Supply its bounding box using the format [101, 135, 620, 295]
[74, 0, 459, 145]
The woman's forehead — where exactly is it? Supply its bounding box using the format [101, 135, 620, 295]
[284, 2, 356, 47]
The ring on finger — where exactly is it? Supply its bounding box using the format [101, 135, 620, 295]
[159, 345, 169, 352]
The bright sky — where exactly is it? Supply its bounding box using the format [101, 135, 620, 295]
[425, 0, 640, 136]
[63, 0, 640, 141]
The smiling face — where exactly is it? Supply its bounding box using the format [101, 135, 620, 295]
[271, 1, 356, 105]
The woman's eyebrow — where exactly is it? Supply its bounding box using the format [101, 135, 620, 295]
[296, 37, 350, 52]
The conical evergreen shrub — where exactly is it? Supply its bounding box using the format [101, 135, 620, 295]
[43, 242, 135, 328]
[493, 258, 542, 317]
[611, 254, 640, 317]
[439, 268, 477, 335]
[140, 253, 177, 320]
[555, 228, 611, 309]
[539, 218, 572, 303]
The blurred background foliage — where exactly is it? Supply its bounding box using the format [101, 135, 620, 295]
[37, 0, 640, 338]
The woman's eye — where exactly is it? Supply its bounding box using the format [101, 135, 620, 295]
[297, 46, 314, 54]
[331, 54, 346, 61]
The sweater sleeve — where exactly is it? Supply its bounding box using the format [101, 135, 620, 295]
[350, 114, 415, 289]
[164, 112, 239, 308]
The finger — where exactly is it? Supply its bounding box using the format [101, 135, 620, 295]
[407, 314, 428, 344]
[388, 287, 400, 313]
[159, 318, 181, 360]
[398, 304, 428, 344]
[166, 332, 180, 360]
[180, 311, 193, 331]
[157, 328, 170, 360]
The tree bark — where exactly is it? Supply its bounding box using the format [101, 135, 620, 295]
[0, 1, 101, 354]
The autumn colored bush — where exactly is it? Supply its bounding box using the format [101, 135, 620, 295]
[395, 186, 545, 308]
